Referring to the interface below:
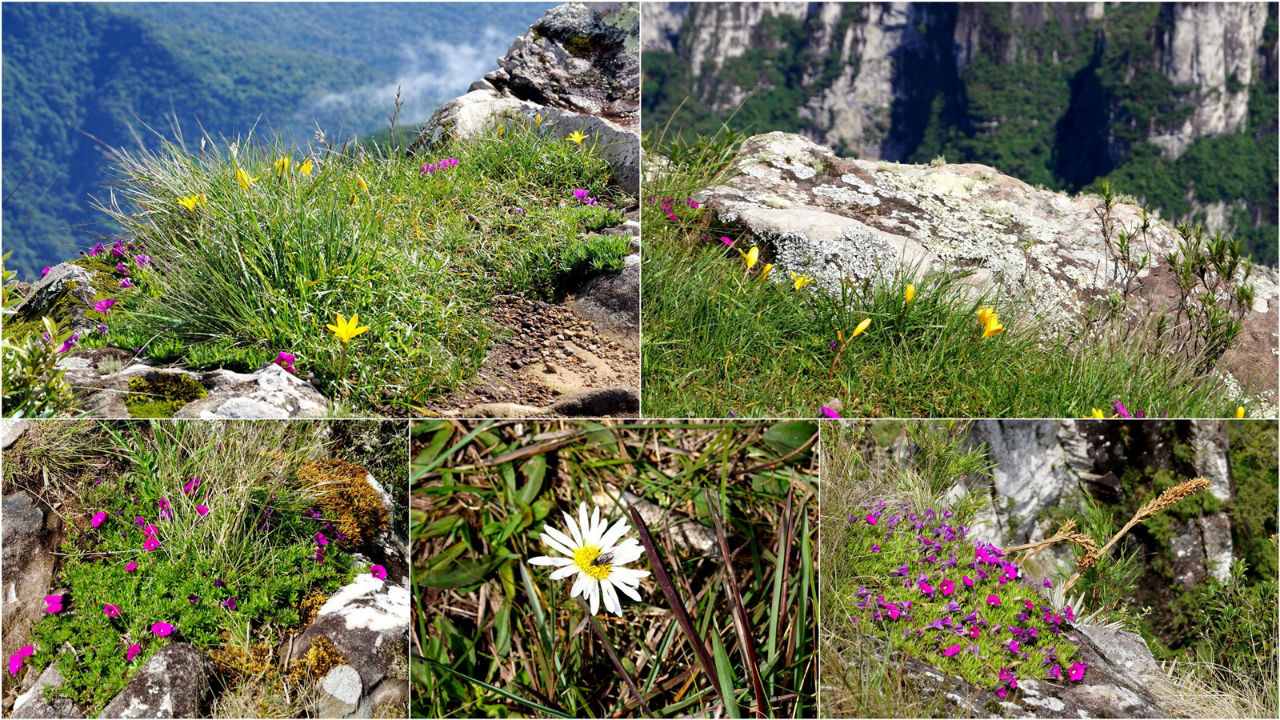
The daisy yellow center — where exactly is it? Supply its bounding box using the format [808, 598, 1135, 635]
[572, 545, 612, 581]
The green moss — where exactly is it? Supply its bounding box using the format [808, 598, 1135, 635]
[123, 373, 207, 417]
[562, 33, 600, 58]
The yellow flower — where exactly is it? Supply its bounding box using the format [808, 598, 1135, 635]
[981, 313, 1005, 339]
[837, 330, 844, 342]
[535, 113, 543, 126]
[1235, 406, 1245, 418]
[356, 174, 369, 192]
[790, 271, 813, 290]
[1087, 408, 1107, 419]
[977, 306, 994, 326]
[298, 159, 313, 177]
[852, 317, 871, 337]
[177, 194, 206, 212]
[326, 313, 370, 344]
[567, 130, 588, 145]
[738, 246, 759, 270]
[236, 168, 258, 191]
[274, 156, 291, 173]
[760, 263, 773, 281]
[904, 284, 916, 304]
[497, 125, 505, 137]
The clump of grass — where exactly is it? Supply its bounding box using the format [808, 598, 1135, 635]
[5, 420, 402, 716]
[641, 133, 1255, 418]
[409, 419, 817, 718]
[81, 117, 631, 414]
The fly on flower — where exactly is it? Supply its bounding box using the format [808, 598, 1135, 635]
[528, 502, 649, 616]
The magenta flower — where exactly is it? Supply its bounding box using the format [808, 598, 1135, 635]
[1068, 661, 1087, 682]
[963, 575, 974, 588]
[371, 564, 387, 580]
[126, 644, 141, 662]
[182, 477, 201, 496]
[135, 254, 151, 266]
[57, 332, 80, 353]
[41, 266, 52, 278]
[315, 531, 328, 547]
[94, 298, 117, 315]
[119, 278, 132, 289]
[221, 597, 237, 611]
[115, 262, 130, 275]
[1008, 639, 1020, 653]
[571, 189, 590, 202]
[685, 198, 700, 209]
[1112, 400, 1131, 418]
[110, 240, 126, 258]
[103, 604, 121, 618]
[865, 512, 878, 525]
[918, 581, 934, 597]
[151, 621, 172, 637]
[7, 646, 34, 676]
[986, 594, 1001, 606]
[939, 579, 955, 596]
[942, 644, 961, 657]
[157, 498, 172, 520]
[44, 595, 63, 614]
[821, 406, 842, 419]
[196, 505, 209, 516]
[720, 236, 734, 246]
[91, 511, 108, 528]
[126, 562, 138, 572]
[89, 242, 106, 256]
[142, 524, 157, 537]
[275, 351, 296, 373]
[143, 537, 160, 551]
[870, 543, 880, 553]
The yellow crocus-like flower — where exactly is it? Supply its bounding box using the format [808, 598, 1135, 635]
[1235, 406, 1245, 418]
[356, 174, 369, 192]
[977, 306, 994, 326]
[1087, 408, 1107, 418]
[177, 194, 206, 212]
[299, 159, 314, 177]
[790, 271, 814, 290]
[274, 156, 291, 173]
[567, 130, 588, 145]
[739, 246, 759, 270]
[535, 113, 544, 126]
[236, 168, 258, 191]
[326, 313, 370, 344]
[760, 263, 773, 281]
[904, 284, 916, 304]
[852, 317, 871, 337]
[497, 125, 505, 137]
[981, 313, 1005, 339]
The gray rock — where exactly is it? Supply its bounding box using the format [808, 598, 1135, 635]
[12, 664, 82, 719]
[98, 643, 208, 718]
[317, 664, 363, 719]
[1, 419, 31, 449]
[2, 492, 59, 665]
[289, 575, 410, 694]
[550, 386, 639, 416]
[360, 678, 409, 717]
[572, 253, 639, 337]
[1077, 625, 1163, 683]
[1197, 512, 1234, 582]
[10, 262, 101, 335]
[175, 364, 327, 418]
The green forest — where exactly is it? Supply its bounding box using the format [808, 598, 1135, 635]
[2, 2, 548, 280]
[644, 3, 1278, 264]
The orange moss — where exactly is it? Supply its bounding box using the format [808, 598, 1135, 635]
[297, 458, 388, 548]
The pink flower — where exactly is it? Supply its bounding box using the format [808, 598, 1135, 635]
[89, 242, 106, 256]
[41, 266, 52, 278]
[135, 254, 151, 266]
[151, 621, 172, 637]
[126, 644, 141, 662]
[196, 505, 209, 516]
[157, 498, 171, 520]
[94, 298, 117, 315]
[821, 406, 842, 419]
[116, 262, 130, 275]
[1068, 661, 1087, 682]
[942, 644, 961, 657]
[371, 564, 387, 580]
[143, 537, 160, 551]
[1008, 639, 1020, 653]
[969, 626, 981, 639]
[142, 524, 157, 537]
[315, 532, 328, 547]
[865, 512, 878, 525]
[91, 511, 108, 528]
[940, 579, 955, 596]
[125, 562, 139, 572]
[275, 352, 296, 373]
[996, 687, 1007, 698]
[119, 278, 133, 289]
[963, 575, 974, 588]
[110, 240, 126, 258]
[44, 595, 63, 614]
[182, 477, 201, 495]
[720, 236, 734, 246]
[919, 581, 934, 597]
[8, 645, 35, 675]
[870, 543, 880, 553]
[986, 594, 1001, 606]
[103, 604, 121, 618]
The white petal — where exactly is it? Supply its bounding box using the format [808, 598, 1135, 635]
[570, 572, 590, 599]
[577, 504, 591, 545]
[614, 579, 643, 602]
[610, 566, 650, 584]
[589, 506, 605, 544]
[608, 543, 645, 566]
[549, 565, 580, 580]
[601, 580, 622, 616]
[588, 579, 600, 615]
[562, 511, 584, 548]
[528, 555, 571, 566]
[542, 526, 579, 555]
[598, 517, 631, 550]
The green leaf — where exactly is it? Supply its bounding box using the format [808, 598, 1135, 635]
[711, 630, 742, 719]
[418, 555, 506, 590]
[762, 420, 817, 457]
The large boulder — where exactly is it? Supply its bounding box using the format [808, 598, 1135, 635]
[289, 574, 410, 718]
[97, 643, 209, 718]
[11, 665, 82, 719]
[410, 3, 640, 193]
[691, 132, 1280, 405]
[1, 493, 60, 666]
[8, 262, 103, 338]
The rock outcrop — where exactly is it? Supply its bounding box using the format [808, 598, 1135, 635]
[689, 132, 1279, 405]
[1, 492, 61, 669]
[98, 643, 209, 718]
[411, 2, 640, 193]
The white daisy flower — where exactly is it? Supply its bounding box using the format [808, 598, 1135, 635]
[528, 501, 650, 616]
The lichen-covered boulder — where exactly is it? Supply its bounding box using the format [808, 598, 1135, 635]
[11, 665, 82, 719]
[97, 643, 209, 718]
[7, 262, 104, 338]
[174, 364, 327, 419]
[692, 132, 1280, 405]
[1, 493, 60, 667]
[411, 3, 640, 193]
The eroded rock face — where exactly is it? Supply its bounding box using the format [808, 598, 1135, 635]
[694, 132, 1279, 405]
[412, 3, 640, 193]
[12, 665, 82, 719]
[2, 493, 60, 666]
[289, 574, 410, 714]
[9, 262, 101, 336]
[98, 643, 208, 718]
